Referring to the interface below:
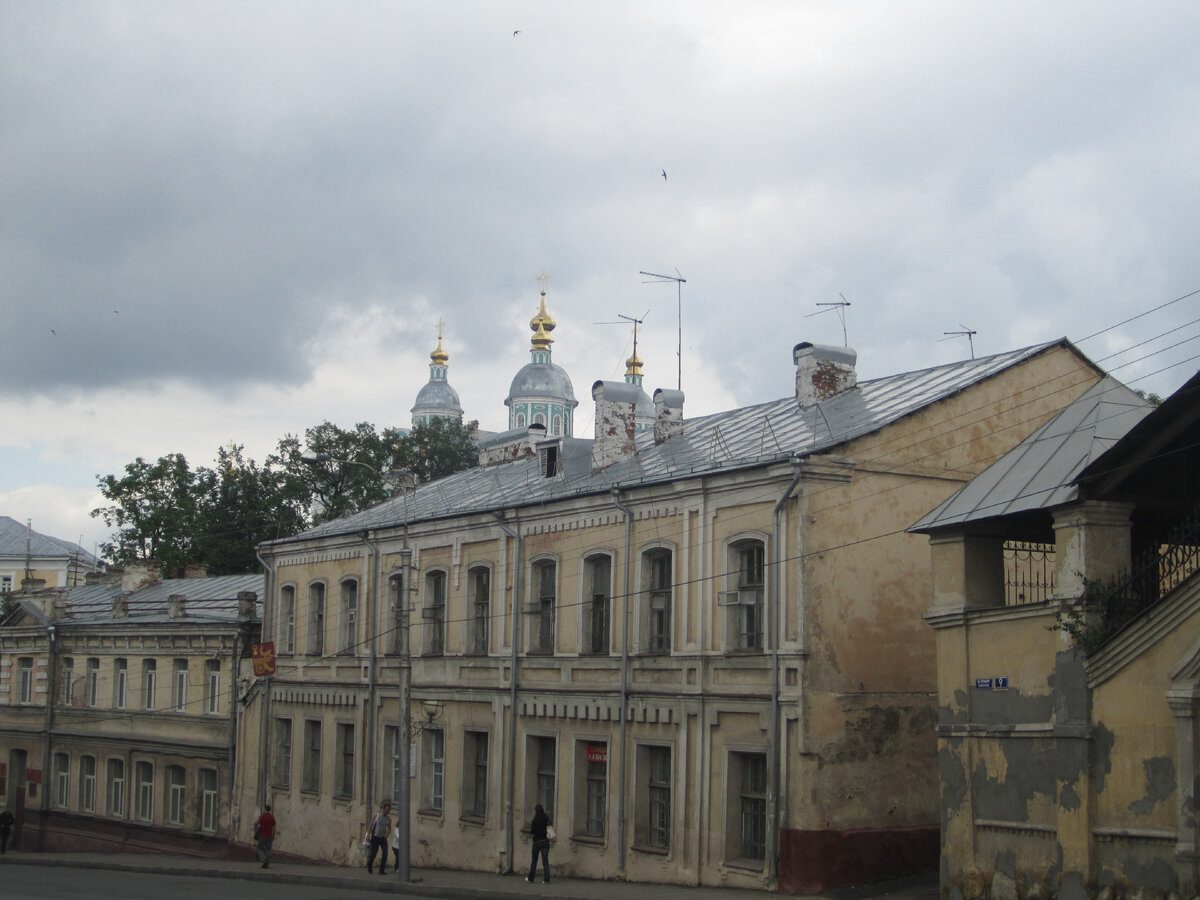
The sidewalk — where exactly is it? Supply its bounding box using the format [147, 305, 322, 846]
[0, 848, 939, 900]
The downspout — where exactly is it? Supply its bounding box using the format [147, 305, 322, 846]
[610, 487, 633, 873]
[255, 548, 275, 810]
[226, 629, 241, 830]
[495, 511, 522, 875]
[358, 532, 379, 813]
[42, 622, 57, 827]
[768, 459, 803, 883]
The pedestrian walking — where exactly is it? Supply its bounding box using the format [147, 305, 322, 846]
[0, 807, 13, 854]
[525, 803, 552, 884]
[365, 801, 391, 875]
[390, 824, 401, 873]
[254, 804, 276, 869]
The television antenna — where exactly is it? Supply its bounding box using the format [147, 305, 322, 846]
[804, 293, 852, 346]
[639, 269, 686, 390]
[940, 325, 977, 359]
[594, 311, 650, 378]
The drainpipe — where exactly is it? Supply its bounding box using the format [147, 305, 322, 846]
[254, 548, 275, 811]
[610, 488, 633, 873]
[226, 630, 241, 831]
[768, 459, 804, 883]
[43, 622, 57, 827]
[495, 511, 522, 875]
[358, 532, 379, 814]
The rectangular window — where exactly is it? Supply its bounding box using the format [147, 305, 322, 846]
[646, 551, 672, 653]
[18, 657, 33, 703]
[526, 735, 556, 818]
[107, 758, 125, 818]
[527, 560, 556, 654]
[585, 555, 611, 654]
[200, 768, 218, 832]
[61, 657, 74, 705]
[421, 729, 445, 812]
[335, 722, 355, 799]
[87, 657, 100, 707]
[142, 660, 157, 710]
[575, 741, 607, 838]
[468, 567, 490, 655]
[80, 755, 97, 813]
[647, 747, 671, 849]
[165, 765, 185, 825]
[172, 659, 187, 712]
[54, 752, 70, 809]
[385, 724, 404, 806]
[273, 718, 293, 789]
[307, 582, 325, 656]
[731, 752, 767, 863]
[136, 761, 154, 822]
[462, 730, 488, 819]
[114, 658, 128, 708]
[423, 571, 446, 656]
[280, 585, 296, 654]
[204, 660, 220, 715]
[340, 579, 358, 654]
[730, 541, 765, 651]
[387, 573, 406, 655]
[302, 720, 322, 793]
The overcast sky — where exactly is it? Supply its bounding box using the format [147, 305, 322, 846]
[2, 1, 1198, 557]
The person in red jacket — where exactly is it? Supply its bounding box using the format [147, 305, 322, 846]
[254, 805, 277, 869]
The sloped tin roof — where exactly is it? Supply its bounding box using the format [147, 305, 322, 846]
[910, 375, 1151, 532]
[53, 573, 264, 626]
[0, 515, 100, 566]
[283, 340, 1081, 545]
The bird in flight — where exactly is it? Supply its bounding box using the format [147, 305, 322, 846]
[513, 29, 521, 37]
[661, 169, 668, 181]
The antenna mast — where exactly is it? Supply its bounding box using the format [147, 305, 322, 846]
[639, 269, 686, 390]
[941, 325, 977, 359]
[804, 293, 852, 346]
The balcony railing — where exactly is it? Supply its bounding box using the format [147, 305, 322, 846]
[1004, 541, 1056, 606]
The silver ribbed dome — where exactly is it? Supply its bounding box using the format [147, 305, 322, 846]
[507, 362, 577, 404]
[412, 380, 463, 414]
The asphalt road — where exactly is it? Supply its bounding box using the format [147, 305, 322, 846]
[1, 863, 374, 900]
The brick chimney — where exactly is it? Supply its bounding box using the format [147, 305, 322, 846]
[183, 563, 209, 580]
[794, 342, 857, 408]
[591, 381, 640, 471]
[168, 594, 187, 618]
[237, 591, 257, 619]
[653, 389, 685, 444]
[121, 561, 162, 593]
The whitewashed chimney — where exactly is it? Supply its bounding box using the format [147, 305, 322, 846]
[237, 591, 257, 619]
[653, 389, 685, 444]
[168, 594, 187, 618]
[794, 342, 857, 407]
[591, 380, 640, 471]
[121, 561, 162, 593]
[112, 595, 129, 618]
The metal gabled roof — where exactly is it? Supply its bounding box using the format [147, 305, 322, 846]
[56, 574, 264, 626]
[910, 375, 1151, 533]
[284, 339, 1078, 545]
[0, 516, 100, 566]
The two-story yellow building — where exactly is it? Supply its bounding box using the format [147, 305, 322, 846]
[237, 331, 1105, 892]
[0, 564, 261, 853]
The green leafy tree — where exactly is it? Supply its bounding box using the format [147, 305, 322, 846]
[92, 453, 201, 577]
[394, 418, 480, 484]
[193, 444, 308, 575]
[271, 421, 407, 524]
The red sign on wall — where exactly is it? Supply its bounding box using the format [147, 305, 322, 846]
[251, 642, 276, 676]
[586, 744, 607, 764]
[25, 769, 42, 784]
